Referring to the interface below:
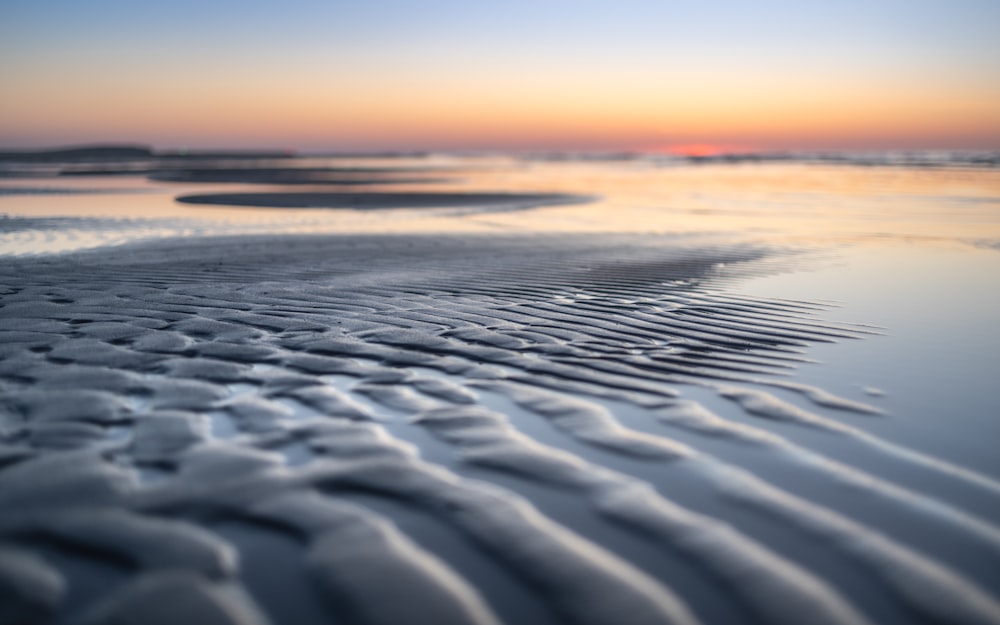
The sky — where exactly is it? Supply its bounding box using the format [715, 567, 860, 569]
[1, 0, 998, 153]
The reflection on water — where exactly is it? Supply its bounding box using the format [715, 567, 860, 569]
[2, 156, 999, 255]
[3, 159, 997, 467]
[743, 244, 1000, 479]
[3, 153, 1000, 625]
[2, 154, 999, 476]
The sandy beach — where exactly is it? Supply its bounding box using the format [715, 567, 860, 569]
[1, 152, 999, 625]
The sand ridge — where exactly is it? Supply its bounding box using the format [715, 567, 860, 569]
[2, 230, 999, 625]
[175, 191, 594, 211]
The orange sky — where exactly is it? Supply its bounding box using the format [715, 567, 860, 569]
[2, 1, 998, 152]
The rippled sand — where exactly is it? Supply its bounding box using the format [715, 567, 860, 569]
[1, 154, 999, 625]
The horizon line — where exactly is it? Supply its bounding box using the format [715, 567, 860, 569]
[2, 142, 998, 157]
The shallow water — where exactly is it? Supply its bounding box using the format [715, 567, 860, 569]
[1, 154, 999, 625]
[4, 156, 999, 252]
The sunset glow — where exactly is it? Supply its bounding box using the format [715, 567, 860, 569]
[1, 0, 998, 152]
[659, 145, 752, 158]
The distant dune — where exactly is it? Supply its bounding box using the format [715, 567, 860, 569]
[0, 145, 154, 162]
[0, 145, 295, 163]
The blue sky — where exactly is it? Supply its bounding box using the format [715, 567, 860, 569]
[2, 0, 998, 150]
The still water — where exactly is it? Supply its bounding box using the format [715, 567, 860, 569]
[3, 153, 1000, 625]
[2, 154, 999, 477]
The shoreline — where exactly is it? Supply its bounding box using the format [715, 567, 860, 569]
[1, 158, 999, 625]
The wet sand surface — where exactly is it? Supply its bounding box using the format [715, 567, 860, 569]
[175, 191, 592, 210]
[1, 154, 999, 625]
